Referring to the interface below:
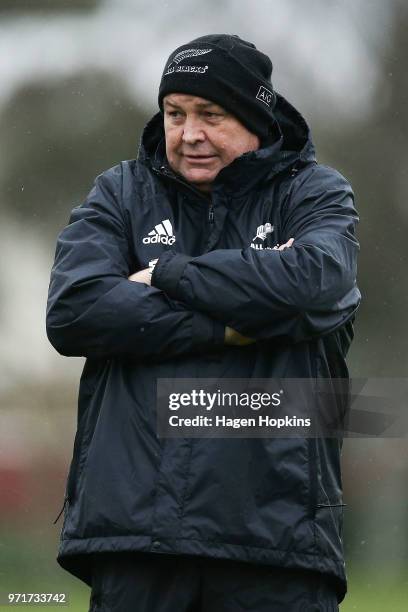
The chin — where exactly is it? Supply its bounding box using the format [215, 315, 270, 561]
[183, 169, 218, 186]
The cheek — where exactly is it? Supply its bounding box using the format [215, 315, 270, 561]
[164, 129, 181, 158]
[211, 135, 231, 161]
[219, 135, 258, 164]
[213, 130, 247, 164]
[217, 141, 240, 165]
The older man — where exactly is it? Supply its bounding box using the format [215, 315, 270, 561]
[47, 34, 360, 611]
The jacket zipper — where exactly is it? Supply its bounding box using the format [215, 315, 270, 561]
[154, 165, 210, 202]
[154, 164, 215, 247]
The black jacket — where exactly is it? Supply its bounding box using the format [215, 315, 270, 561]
[46, 93, 360, 601]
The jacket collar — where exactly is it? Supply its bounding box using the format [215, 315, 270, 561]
[138, 92, 316, 198]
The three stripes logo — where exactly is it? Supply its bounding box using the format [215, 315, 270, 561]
[142, 219, 176, 246]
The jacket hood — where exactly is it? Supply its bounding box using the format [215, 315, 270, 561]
[138, 92, 316, 195]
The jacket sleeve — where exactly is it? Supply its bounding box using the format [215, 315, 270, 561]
[46, 166, 224, 359]
[151, 165, 361, 343]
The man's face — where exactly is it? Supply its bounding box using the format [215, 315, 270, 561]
[163, 93, 260, 192]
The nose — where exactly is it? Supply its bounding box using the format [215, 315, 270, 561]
[182, 117, 206, 145]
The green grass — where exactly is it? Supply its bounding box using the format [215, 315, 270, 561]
[340, 568, 408, 611]
[0, 529, 406, 611]
[1, 570, 407, 611]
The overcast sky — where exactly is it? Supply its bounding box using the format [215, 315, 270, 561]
[0, 0, 395, 122]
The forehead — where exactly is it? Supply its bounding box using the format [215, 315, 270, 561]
[163, 93, 224, 110]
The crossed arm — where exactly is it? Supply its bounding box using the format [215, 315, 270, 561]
[46, 165, 360, 360]
[128, 239, 295, 346]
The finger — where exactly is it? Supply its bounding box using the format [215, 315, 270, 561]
[278, 238, 294, 250]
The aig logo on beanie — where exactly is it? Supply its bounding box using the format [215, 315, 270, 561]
[256, 85, 274, 107]
[158, 34, 277, 139]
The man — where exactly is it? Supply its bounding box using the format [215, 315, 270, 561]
[47, 34, 360, 611]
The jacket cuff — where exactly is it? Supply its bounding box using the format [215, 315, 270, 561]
[151, 250, 193, 299]
[192, 313, 225, 350]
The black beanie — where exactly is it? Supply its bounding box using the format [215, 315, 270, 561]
[158, 34, 276, 139]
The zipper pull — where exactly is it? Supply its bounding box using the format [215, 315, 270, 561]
[160, 165, 175, 179]
[53, 495, 68, 524]
[208, 205, 214, 224]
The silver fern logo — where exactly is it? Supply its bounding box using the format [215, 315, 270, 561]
[164, 48, 213, 76]
[171, 48, 212, 65]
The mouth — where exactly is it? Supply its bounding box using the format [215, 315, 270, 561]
[183, 154, 217, 163]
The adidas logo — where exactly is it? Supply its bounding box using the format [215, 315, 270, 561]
[252, 222, 274, 241]
[142, 219, 176, 245]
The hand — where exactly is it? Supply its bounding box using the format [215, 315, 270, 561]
[225, 326, 255, 346]
[273, 238, 294, 250]
[128, 268, 151, 285]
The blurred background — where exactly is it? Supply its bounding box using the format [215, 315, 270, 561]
[0, 0, 407, 609]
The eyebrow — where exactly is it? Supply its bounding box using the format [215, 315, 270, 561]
[164, 100, 221, 110]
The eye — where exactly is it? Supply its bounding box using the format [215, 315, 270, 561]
[165, 109, 184, 121]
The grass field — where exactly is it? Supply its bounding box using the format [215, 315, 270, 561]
[1, 530, 406, 611]
[1, 567, 407, 611]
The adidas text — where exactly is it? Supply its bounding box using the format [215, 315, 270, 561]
[143, 234, 175, 245]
